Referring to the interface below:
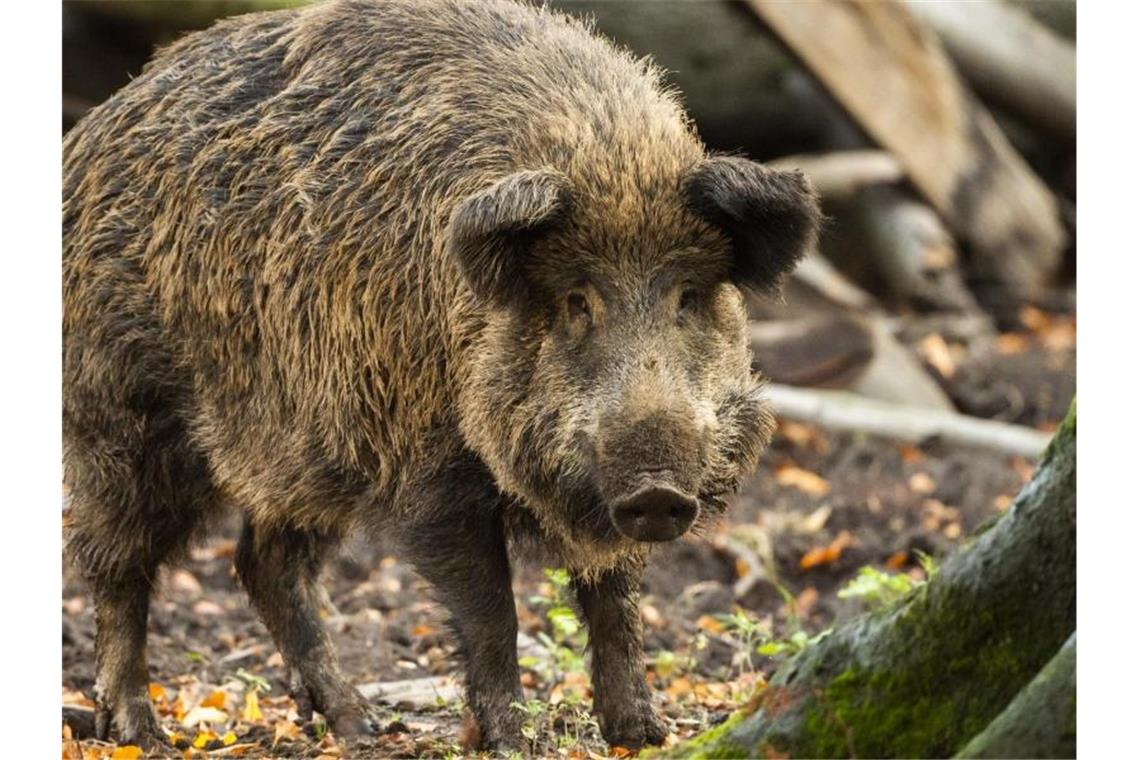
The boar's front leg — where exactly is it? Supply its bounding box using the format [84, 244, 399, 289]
[234, 518, 379, 739]
[395, 474, 523, 751]
[575, 566, 668, 749]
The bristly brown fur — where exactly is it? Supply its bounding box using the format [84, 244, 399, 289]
[63, 0, 818, 750]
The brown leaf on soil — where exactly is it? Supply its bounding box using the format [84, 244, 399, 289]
[640, 602, 665, 629]
[666, 676, 693, 700]
[411, 624, 435, 637]
[778, 421, 829, 453]
[908, 472, 936, 495]
[610, 746, 636, 758]
[886, 551, 908, 570]
[109, 747, 144, 760]
[799, 531, 856, 570]
[147, 683, 166, 703]
[775, 464, 831, 496]
[917, 333, 956, 378]
[696, 615, 725, 635]
[898, 443, 926, 464]
[996, 333, 1030, 355]
[273, 719, 301, 746]
[241, 690, 262, 722]
[63, 688, 96, 709]
[201, 690, 227, 710]
[795, 586, 819, 618]
[1019, 305, 1050, 331]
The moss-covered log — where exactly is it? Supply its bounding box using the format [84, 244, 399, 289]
[955, 632, 1076, 759]
[664, 404, 1075, 759]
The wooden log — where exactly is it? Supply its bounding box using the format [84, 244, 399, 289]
[767, 150, 903, 202]
[834, 185, 980, 312]
[767, 252, 956, 411]
[905, 0, 1075, 142]
[750, 316, 874, 388]
[764, 383, 1051, 458]
[746, 0, 1067, 295]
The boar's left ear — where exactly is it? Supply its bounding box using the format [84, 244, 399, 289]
[682, 156, 821, 294]
[448, 168, 573, 305]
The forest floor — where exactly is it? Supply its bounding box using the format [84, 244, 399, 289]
[61, 305, 1074, 760]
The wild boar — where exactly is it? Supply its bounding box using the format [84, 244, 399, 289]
[63, 0, 819, 750]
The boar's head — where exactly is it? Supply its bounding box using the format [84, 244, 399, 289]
[450, 157, 820, 563]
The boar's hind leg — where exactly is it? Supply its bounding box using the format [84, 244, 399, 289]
[234, 518, 378, 739]
[575, 567, 668, 749]
[396, 476, 523, 751]
[65, 407, 219, 748]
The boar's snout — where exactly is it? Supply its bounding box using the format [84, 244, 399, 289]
[593, 405, 709, 543]
[609, 480, 699, 542]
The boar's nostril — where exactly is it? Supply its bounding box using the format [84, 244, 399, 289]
[609, 482, 699, 543]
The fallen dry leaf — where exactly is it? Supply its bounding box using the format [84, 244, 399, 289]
[696, 615, 725, 635]
[775, 465, 831, 497]
[996, 333, 1030, 355]
[201, 690, 227, 710]
[917, 333, 956, 378]
[898, 443, 926, 464]
[779, 421, 829, 453]
[799, 531, 856, 570]
[795, 586, 819, 618]
[640, 603, 664, 629]
[193, 730, 218, 749]
[886, 551, 908, 570]
[180, 705, 229, 728]
[241, 690, 263, 722]
[273, 719, 302, 746]
[1019, 305, 1049, 331]
[908, 472, 936, 495]
[666, 676, 692, 700]
[109, 747, 144, 760]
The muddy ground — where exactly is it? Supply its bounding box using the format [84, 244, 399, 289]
[62, 310, 1073, 759]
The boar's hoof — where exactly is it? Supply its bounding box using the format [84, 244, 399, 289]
[610, 483, 699, 543]
[601, 706, 669, 750]
[459, 710, 525, 754]
[93, 696, 166, 750]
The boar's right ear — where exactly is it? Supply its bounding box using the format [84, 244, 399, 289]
[682, 156, 821, 295]
[447, 168, 573, 305]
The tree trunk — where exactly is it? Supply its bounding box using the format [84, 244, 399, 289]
[665, 404, 1075, 758]
[955, 632, 1076, 759]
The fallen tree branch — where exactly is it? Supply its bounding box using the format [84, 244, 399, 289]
[357, 675, 460, 707]
[767, 150, 903, 202]
[764, 383, 1051, 458]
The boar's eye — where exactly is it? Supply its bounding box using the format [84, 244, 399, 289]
[567, 292, 592, 325]
[679, 287, 700, 315]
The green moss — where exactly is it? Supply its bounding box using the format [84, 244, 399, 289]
[654, 710, 751, 759]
